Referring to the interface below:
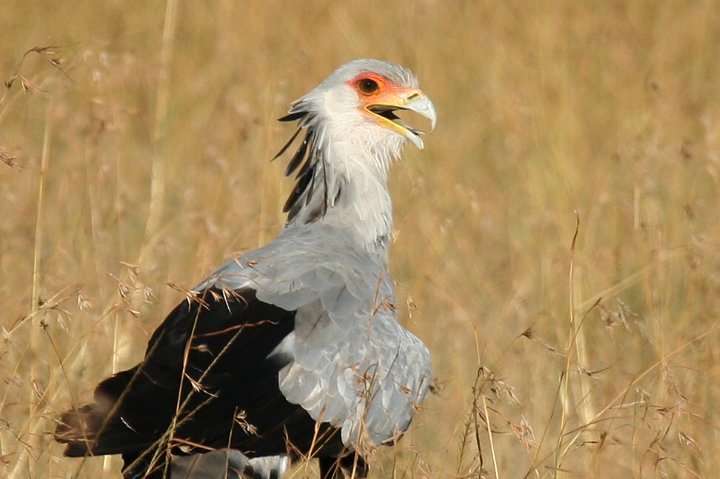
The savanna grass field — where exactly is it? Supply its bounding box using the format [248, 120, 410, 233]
[2, 1, 720, 477]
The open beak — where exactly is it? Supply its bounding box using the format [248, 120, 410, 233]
[366, 92, 437, 150]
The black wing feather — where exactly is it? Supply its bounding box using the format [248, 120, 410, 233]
[55, 288, 345, 478]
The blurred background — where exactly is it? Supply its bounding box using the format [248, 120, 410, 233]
[1, 1, 719, 477]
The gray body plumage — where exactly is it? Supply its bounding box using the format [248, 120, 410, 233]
[197, 222, 433, 449]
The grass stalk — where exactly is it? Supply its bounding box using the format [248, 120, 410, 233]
[554, 214, 580, 478]
[8, 101, 52, 479]
[140, 0, 179, 266]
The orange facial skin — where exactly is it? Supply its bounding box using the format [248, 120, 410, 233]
[346, 72, 423, 134]
[348, 72, 420, 102]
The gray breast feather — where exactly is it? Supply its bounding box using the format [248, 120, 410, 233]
[196, 223, 433, 448]
[280, 310, 432, 447]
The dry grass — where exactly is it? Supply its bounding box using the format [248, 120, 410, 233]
[2, 1, 720, 478]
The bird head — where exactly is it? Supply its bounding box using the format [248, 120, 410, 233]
[276, 60, 436, 230]
[285, 59, 437, 151]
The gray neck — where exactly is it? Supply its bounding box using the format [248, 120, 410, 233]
[283, 131, 396, 256]
[287, 153, 393, 255]
[277, 108, 405, 256]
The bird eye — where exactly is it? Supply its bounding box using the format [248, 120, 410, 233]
[358, 78, 379, 94]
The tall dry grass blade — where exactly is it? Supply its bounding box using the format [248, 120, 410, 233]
[553, 213, 580, 478]
[569, 217, 595, 464]
[140, 0, 179, 266]
[8, 102, 52, 479]
[481, 395, 499, 479]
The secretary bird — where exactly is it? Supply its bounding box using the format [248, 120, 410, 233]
[55, 59, 436, 479]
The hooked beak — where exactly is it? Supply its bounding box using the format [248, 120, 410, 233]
[366, 92, 437, 150]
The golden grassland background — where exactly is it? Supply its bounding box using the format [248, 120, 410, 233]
[2, 1, 720, 477]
